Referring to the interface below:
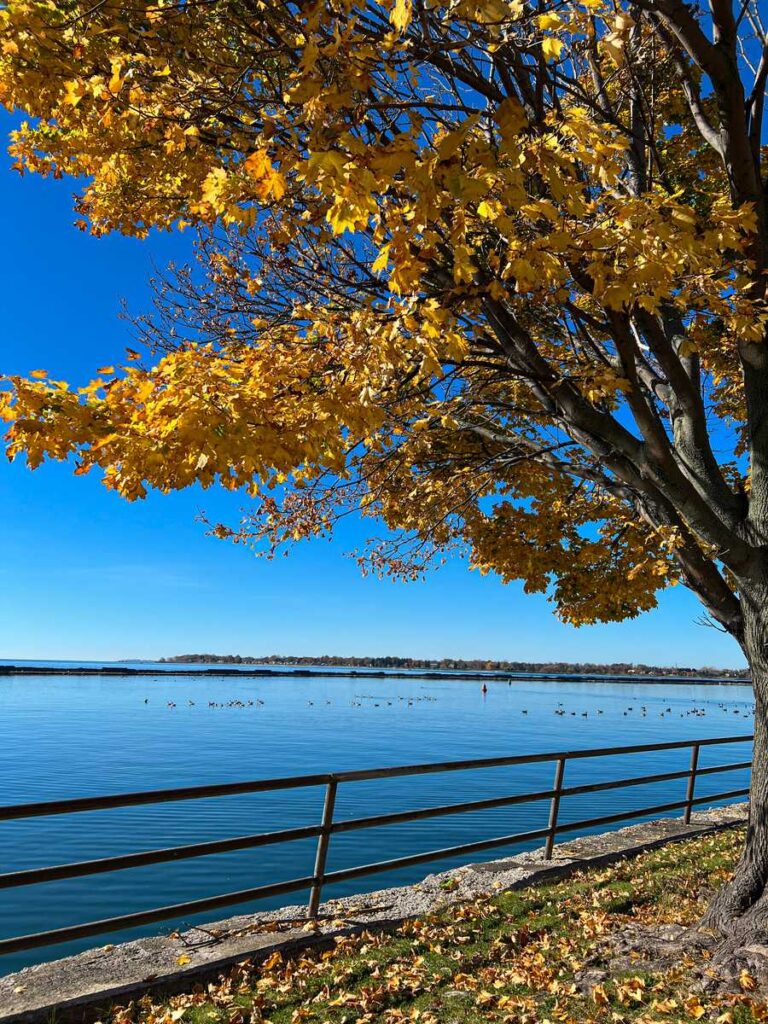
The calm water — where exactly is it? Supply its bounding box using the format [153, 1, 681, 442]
[0, 664, 755, 975]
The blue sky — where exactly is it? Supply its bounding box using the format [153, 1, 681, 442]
[0, 117, 745, 667]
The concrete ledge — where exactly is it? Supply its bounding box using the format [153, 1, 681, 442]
[0, 803, 748, 1023]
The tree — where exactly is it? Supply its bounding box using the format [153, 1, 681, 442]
[1, 0, 767, 940]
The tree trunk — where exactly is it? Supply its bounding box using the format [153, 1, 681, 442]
[703, 584, 768, 942]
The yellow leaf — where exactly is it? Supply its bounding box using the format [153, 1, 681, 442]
[592, 983, 610, 1006]
[671, 208, 697, 229]
[299, 37, 319, 72]
[201, 167, 228, 208]
[537, 12, 564, 30]
[477, 199, 503, 220]
[390, 0, 412, 33]
[243, 149, 287, 201]
[176, 954, 191, 966]
[303, 151, 347, 183]
[108, 66, 123, 95]
[739, 968, 756, 991]
[135, 380, 154, 404]
[541, 36, 564, 60]
[602, 34, 625, 65]
[614, 12, 635, 31]
[63, 80, 86, 107]
[474, 0, 518, 23]
[652, 997, 678, 1013]
[372, 245, 391, 274]
[326, 193, 375, 235]
[437, 127, 468, 162]
[684, 996, 706, 1019]
[495, 97, 527, 136]
[30, 370, 48, 379]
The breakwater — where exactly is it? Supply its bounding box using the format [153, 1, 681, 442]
[0, 664, 751, 684]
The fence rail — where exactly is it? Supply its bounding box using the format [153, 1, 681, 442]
[0, 734, 753, 958]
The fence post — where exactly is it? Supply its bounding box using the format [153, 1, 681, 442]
[544, 757, 566, 860]
[684, 744, 700, 824]
[308, 778, 338, 918]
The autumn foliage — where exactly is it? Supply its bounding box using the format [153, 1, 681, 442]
[0, 0, 765, 637]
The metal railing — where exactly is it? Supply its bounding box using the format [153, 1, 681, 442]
[0, 734, 752, 958]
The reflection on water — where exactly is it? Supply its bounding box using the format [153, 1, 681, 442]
[0, 665, 754, 974]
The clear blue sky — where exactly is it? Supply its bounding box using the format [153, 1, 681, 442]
[0, 116, 745, 668]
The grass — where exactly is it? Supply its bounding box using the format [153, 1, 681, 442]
[107, 827, 764, 1024]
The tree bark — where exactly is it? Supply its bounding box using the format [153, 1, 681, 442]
[703, 583, 768, 941]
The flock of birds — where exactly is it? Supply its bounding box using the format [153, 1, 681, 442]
[148, 689, 755, 720]
[157, 693, 441, 710]
[159, 698, 266, 709]
[547, 700, 755, 719]
[348, 694, 439, 708]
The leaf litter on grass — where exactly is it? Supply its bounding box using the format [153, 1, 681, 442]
[105, 828, 768, 1024]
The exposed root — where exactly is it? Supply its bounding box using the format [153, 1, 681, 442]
[593, 901, 768, 998]
[700, 864, 767, 936]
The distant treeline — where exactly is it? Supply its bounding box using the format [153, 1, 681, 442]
[160, 654, 748, 679]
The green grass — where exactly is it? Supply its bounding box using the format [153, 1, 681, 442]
[108, 827, 763, 1024]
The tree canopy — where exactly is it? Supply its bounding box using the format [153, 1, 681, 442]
[1, 0, 767, 635]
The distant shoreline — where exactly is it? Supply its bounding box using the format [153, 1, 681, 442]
[0, 664, 753, 685]
[160, 654, 749, 680]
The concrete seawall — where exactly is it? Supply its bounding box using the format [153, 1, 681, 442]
[0, 802, 749, 1024]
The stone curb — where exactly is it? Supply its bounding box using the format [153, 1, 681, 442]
[0, 803, 748, 1023]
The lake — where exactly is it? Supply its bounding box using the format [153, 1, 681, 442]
[0, 664, 755, 976]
